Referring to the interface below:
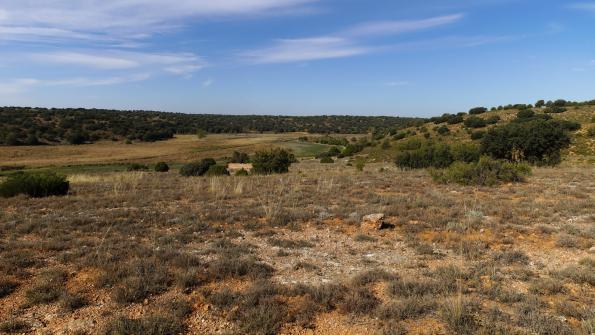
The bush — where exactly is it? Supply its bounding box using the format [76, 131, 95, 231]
[470, 130, 485, 140]
[0, 172, 69, 198]
[464, 116, 487, 128]
[154, 162, 169, 172]
[395, 142, 454, 169]
[127, 163, 148, 171]
[481, 119, 572, 165]
[205, 165, 230, 177]
[447, 115, 464, 124]
[436, 125, 450, 135]
[252, 148, 293, 174]
[320, 157, 334, 164]
[486, 115, 501, 124]
[430, 156, 531, 186]
[544, 106, 567, 114]
[588, 126, 595, 137]
[179, 158, 216, 177]
[230, 151, 250, 163]
[469, 107, 488, 115]
[450, 143, 481, 163]
[517, 109, 535, 119]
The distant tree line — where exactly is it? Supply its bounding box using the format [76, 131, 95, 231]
[0, 107, 423, 146]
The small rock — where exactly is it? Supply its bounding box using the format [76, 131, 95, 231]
[589, 246, 595, 253]
[362, 213, 386, 230]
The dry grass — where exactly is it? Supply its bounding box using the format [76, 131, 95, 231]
[0, 133, 333, 168]
[0, 160, 593, 334]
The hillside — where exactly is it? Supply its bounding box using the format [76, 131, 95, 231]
[366, 102, 595, 164]
[0, 107, 423, 146]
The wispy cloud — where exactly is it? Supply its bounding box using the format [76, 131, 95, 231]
[0, 0, 319, 43]
[25, 50, 206, 74]
[0, 74, 151, 95]
[344, 14, 464, 37]
[242, 37, 369, 64]
[241, 13, 465, 64]
[202, 79, 214, 87]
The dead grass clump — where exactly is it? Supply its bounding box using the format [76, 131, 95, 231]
[353, 234, 378, 242]
[205, 288, 239, 309]
[351, 269, 397, 287]
[25, 268, 67, 305]
[377, 296, 437, 321]
[439, 298, 478, 335]
[338, 287, 379, 315]
[555, 234, 580, 248]
[267, 238, 314, 249]
[493, 250, 530, 265]
[516, 299, 574, 335]
[60, 292, 89, 312]
[0, 319, 30, 334]
[293, 261, 319, 271]
[553, 263, 595, 286]
[528, 278, 566, 295]
[387, 277, 452, 297]
[111, 260, 170, 304]
[101, 314, 185, 335]
[208, 257, 274, 280]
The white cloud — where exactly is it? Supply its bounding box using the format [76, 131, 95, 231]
[0, 0, 318, 42]
[345, 14, 464, 37]
[242, 37, 368, 64]
[35, 52, 140, 69]
[0, 74, 151, 95]
[25, 50, 206, 74]
[241, 13, 464, 64]
[202, 79, 214, 87]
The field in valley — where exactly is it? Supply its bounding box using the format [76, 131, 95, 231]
[0, 158, 593, 334]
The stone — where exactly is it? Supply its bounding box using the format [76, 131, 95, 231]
[362, 213, 385, 230]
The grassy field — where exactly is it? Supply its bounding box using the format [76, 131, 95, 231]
[0, 160, 593, 334]
[0, 133, 337, 173]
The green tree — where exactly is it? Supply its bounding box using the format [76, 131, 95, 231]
[252, 148, 293, 174]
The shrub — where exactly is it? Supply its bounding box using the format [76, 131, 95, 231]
[450, 143, 481, 163]
[67, 131, 89, 145]
[481, 119, 572, 165]
[517, 109, 535, 119]
[320, 157, 334, 164]
[205, 165, 230, 177]
[230, 151, 250, 163]
[464, 116, 487, 128]
[486, 115, 501, 124]
[252, 148, 293, 174]
[588, 126, 595, 137]
[0, 172, 69, 198]
[436, 125, 450, 135]
[470, 130, 485, 140]
[154, 162, 169, 172]
[179, 158, 216, 177]
[430, 156, 531, 186]
[469, 107, 488, 115]
[127, 163, 148, 171]
[544, 106, 567, 114]
[395, 142, 453, 169]
[447, 115, 464, 124]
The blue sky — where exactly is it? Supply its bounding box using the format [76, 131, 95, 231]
[0, 0, 594, 117]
